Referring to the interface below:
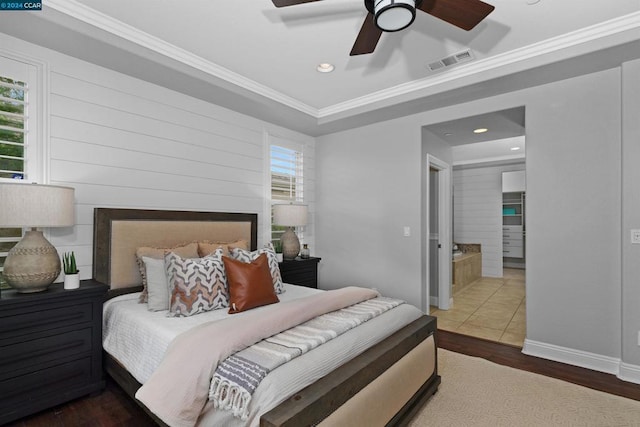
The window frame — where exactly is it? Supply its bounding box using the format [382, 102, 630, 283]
[0, 75, 27, 180]
[0, 51, 45, 184]
[0, 51, 47, 289]
[265, 134, 305, 249]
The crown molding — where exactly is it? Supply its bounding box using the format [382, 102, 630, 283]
[44, 1, 639, 122]
[44, 0, 320, 117]
[318, 11, 640, 119]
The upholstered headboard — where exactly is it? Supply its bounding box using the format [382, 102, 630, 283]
[93, 208, 258, 289]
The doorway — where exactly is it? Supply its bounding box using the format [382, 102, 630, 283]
[424, 107, 527, 347]
[426, 155, 451, 312]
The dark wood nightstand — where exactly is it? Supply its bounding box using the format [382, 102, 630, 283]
[0, 279, 108, 425]
[279, 257, 321, 289]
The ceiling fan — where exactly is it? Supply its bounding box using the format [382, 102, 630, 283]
[272, 0, 495, 56]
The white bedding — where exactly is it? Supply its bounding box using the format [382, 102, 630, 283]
[103, 284, 321, 384]
[103, 284, 424, 426]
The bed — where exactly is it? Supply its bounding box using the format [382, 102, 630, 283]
[93, 208, 440, 426]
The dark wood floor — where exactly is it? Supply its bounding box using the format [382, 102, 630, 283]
[5, 376, 155, 427]
[7, 330, 640, 426]
[437, 330, 640, 402]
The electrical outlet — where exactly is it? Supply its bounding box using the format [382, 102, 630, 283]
[632, 229, 640, 244]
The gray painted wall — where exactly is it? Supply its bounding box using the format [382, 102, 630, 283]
[525, 69, 621, 358]
[315, 120, 423, 307]
[316, 65, 639, 372]
[621, 58, 640, 369]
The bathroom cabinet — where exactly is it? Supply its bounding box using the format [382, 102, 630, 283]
[503, 190, 525, 263]
[503, 225, 524, 258]
[502, 170, 526, 192]
[452, 252, 482, 294]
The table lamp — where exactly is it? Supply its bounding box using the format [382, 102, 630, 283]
[0, 183, 75, 293]
[273, 203, 308, 260]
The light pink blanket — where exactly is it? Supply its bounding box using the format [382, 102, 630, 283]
[135, 286, 379, 427]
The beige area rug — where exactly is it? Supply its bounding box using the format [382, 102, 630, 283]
[410, 350, 640, 427]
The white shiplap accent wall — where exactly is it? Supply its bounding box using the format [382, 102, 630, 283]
[0, 34, 315, 281]
[453, 162, 524, 278]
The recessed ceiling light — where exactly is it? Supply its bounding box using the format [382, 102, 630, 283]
[473, 128, 488, 134]
[316, 63, 335, 73]
[511, 147, 521, 151]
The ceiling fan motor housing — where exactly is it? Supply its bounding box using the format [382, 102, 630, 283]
[368, 0, 418, 32]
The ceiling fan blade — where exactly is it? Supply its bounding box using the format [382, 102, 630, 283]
[350, 14, 383, 56]
[418, 0, 495, 31]
[272, 0, 323, 7]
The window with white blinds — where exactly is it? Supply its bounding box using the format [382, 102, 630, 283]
[0, 72, 28, 290]
[270, 144, 303, 248]
[0, 75, 26, 180]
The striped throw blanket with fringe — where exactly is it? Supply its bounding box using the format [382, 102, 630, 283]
[209, 296, 404, 419]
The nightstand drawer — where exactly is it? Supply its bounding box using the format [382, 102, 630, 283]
[0, 303, 93, 339]
[0, 328, 93, 377]
[279, 257, 321, 289]
[282, 270, 317, 288]
[0, 357, 92, 419]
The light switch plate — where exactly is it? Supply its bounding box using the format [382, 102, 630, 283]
[403, 226, 411, 237]
[631, 229, 640, 244]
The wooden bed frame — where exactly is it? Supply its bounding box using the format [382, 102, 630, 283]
[93, 208, 440, 426]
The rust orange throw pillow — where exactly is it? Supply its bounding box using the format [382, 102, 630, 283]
[223, 253, 279, 314]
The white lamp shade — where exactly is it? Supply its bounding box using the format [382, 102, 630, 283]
[273, 204, 308, 227]
[0, 183, 75, 228]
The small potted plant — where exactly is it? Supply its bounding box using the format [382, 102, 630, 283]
[62, 251, 80, 290]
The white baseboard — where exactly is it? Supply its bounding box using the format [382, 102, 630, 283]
[429, 296, 439, 306]
[618, 362, 640, 384]
[522, 339, 620, 375]
[523, 339, 640, 385]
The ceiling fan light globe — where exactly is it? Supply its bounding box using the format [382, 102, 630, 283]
[374, 0, 416, 32]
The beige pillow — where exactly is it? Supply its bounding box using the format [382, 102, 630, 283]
[197, 240, 249, 257]
[135, 242, 199, 303]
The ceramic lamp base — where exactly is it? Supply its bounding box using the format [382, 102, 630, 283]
[281, 227, 301, 260]
[3, 230, 61, 293]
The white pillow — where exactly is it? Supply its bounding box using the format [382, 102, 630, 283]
[142, 256, 171, 311]
[230, 242, 284, 294]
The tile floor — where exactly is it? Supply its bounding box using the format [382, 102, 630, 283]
[430, 268, 526, 347]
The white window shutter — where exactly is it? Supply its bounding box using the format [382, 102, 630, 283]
[270, 144, 304, 246]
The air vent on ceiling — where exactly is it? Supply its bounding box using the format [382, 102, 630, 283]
[427, 49, 475, 72]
